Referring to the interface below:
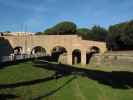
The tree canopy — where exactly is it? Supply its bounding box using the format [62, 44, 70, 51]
[35, 32, 44, 35]
[91, 26, 108, 41]
[77, 26, 108, 42]
[108, 20, 133, 50]
[76, 28, 92, 40]
[44, 21, 77, 35]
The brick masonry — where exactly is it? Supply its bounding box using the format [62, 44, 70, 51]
[1, 35, 107, 65]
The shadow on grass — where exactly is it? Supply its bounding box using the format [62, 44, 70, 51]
[34, 60, 133, 89]
[0, 72, 69, 89]
[0, 59, 34, 69]
[0, 60, 133, 99]
[0, 60, 75, 99]
[32, 76, 76, 100]
[0, 94, 19, 100]
[0, 56, 51, 69]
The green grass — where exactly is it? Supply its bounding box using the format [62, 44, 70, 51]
[0, 62, 133, 100]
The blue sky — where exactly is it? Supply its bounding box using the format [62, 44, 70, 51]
[0, 0, 133, 32]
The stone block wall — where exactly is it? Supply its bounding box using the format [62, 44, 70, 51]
[90, 53, 133, 66]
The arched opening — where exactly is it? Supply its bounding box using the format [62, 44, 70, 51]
[51, 46, 67, 62]
[14, 46, 23, 55]
[31, 46, 46, 55]
[86, 46, 100, 64]
[72, 49, 81, 64]
[90, 46, 100, 53]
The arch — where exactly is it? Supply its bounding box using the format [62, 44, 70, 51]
[31, 46, 46, 55]
[90, 46, 100, 53]
[14, 46, 23, 55]
[51, 46, 67, 62]
[86, 46, 100, 64]
[72, 49, 81, 64]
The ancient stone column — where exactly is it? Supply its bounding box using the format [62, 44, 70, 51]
[67, 52, 72, 65]
[81, 51, 86, 65]
[47, 48, 51, 56]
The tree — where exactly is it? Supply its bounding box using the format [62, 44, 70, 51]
[91, 26, 108, 41]
[4, 31, 11, 33]
[77, 28, 92, 40]
[44, 21, 77, 35]
[44, 28, 57, 35]
[77, 26, 108, 42]
[108, 20, 133, 50]
[35, 32, 43, 35]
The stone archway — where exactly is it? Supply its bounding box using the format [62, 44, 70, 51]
[51, 46, 67, 62]
[3, 35, 107, 65]
[72, 49, 81, 64]
[14, 46, 23, 55]
[86, 46, 100, 64]
[90, 46, 100, 53]
[31, 46, 46, 55]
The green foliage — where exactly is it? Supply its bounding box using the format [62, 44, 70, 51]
[44, 21, 77, 35]
[77, 28, 92, 40]
[53, 21, 77, 34]
[41, 22, 108, 42]
[4, 30, 11, 33]
[35, 32, 44, 35]
[91, 26, 108, 41]
[108, 20, 133, 50]
[44, 28, 57, 35]
[77, 26, 108, 42]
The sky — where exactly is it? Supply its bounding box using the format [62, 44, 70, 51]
[0, 0, 133, 32]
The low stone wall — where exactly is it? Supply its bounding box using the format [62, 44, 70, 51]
[90, 53, 133, 66]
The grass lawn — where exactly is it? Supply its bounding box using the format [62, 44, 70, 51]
[0, 61, 133, 100]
